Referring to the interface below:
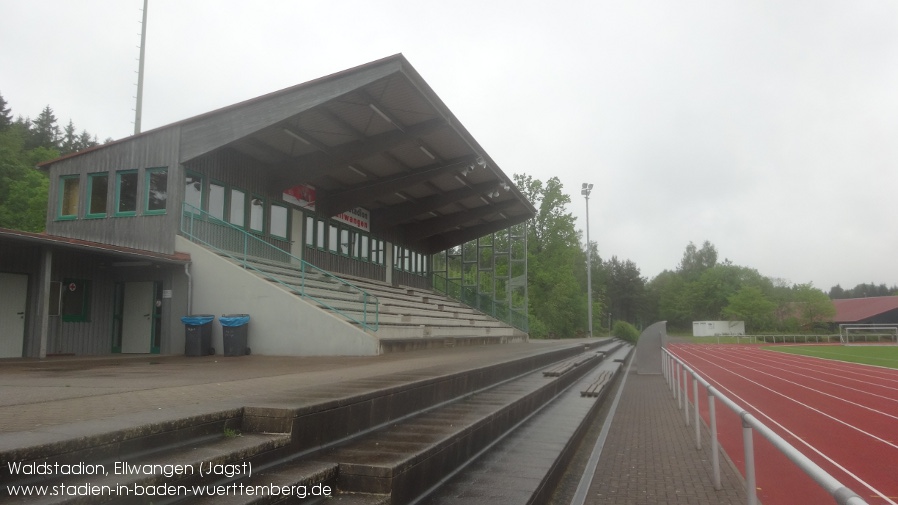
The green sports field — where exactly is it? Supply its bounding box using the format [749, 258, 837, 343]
[766, 345, 898, 369]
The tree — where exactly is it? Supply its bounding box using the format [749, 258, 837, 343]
[61, 120, 78, 155]
[605, 256, 646, 324]
[792, 283, 836, 328]
[0, 122, 53, 231]
[0, 93, 11, 131]
[678, 240, 718, 281]
[28, 105, 60, 150]
[514, 174, 588, 337]
[722, 285, 777, 332]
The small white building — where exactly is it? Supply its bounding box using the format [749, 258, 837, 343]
[692, 321, 745, 337]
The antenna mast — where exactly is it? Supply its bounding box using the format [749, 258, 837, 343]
[134, 0, 148, 135]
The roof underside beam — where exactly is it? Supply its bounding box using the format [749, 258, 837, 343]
[269, 117, 448, 190]
[415, 213, 531, 255]
[316, 155, 478, 217]
[396, 200, 519, 244]
[370, 181, 498, 230]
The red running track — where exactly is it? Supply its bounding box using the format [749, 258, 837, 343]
[668, 344, 898, 505]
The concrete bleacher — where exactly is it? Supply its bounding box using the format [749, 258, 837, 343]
[235, 255, 528, 347]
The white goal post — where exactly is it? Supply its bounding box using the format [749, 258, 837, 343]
[839, 324, 898, 344]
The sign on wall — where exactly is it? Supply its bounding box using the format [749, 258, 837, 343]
[283, 184, 370, 232]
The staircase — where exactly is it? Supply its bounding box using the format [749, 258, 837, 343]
[1, 340, 631, 505]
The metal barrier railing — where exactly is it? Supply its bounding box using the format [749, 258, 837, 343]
[662, 348, 868, 505]
[180, 203, 378, 331]
[432, 275, 529, 332]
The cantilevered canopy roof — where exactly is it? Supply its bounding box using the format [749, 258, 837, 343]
[178, 54, 536, 254]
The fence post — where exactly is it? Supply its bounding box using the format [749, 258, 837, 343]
[743, 417, 758, 505]
[684, 371, 690, 426]
[693, 375, 701, 449]
[709, 393, 721, 490]
[675, 363, 681, 404]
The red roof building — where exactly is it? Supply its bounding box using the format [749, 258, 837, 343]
[831, 296, 898, 324]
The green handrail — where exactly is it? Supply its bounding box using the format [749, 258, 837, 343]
[180, 203, 378, 331]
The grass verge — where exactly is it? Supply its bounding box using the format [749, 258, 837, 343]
[765, 345, 898, 369]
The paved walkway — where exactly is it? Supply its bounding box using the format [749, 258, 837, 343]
[580, 367, 748, 504]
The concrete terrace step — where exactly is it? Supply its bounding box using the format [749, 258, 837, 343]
[418, 344, 632, 505]
[224, 255, 522, 343]
[233, 256, 485, 315]
[186, 343, 620, 505]
[312, 347, 614, 504]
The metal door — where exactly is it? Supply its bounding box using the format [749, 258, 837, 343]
[0, 273, 27, 358]
[121, 281, 154, 353]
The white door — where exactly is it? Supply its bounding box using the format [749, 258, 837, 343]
[121, 281, 154, 353]
[0, 273, 28, 358]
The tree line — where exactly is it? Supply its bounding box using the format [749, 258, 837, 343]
[514, 174, 895, 338]
[0, 93, 105, 232]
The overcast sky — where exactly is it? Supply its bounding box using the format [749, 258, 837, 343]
[3, 1, 897, 291]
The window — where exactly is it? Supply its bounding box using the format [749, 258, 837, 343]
[305, 215, 315, 246]
[229, 189, 245, 227]
[249, 196, 264, 232]
[371, 239, 384, 265]
[58, 175, 80, 219]
[270, 204, 288, 239]
[209, 182, 225, 221]
[115, 170, 138, 216]
[360, 235, 369, 261]
[328, 224, 338, 252]
[145, 167, 168, 214]
[351, 231, 361, 258]
[184, 173, 203, 214]
[317, 220, 325, 249]
[61, 278, 91, 322]
[86, 173, 108, 218]
[340, 228, 350, 255]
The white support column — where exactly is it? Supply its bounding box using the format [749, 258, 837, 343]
[290, 209, 304, 264]
[36, 247, 53, 358]
[385, 242, 394, 285]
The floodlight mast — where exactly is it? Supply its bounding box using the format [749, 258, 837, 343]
[582, 183, 594, 337]
[134, 0, 149, 135]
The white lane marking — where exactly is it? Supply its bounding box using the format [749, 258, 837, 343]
[671, 345, 897, 505]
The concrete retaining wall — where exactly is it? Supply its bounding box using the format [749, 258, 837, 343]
[175, 236, 379, 356]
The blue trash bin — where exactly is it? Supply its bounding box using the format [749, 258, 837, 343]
[219, 314, 250, 356]
[181, 315, 215, 356]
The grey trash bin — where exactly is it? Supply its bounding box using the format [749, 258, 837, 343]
[220, 314, 250, 356]
[182, 315, 215, 356]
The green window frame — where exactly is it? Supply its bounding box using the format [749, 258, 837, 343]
[208, 181, 226, 221]
[317, 219, 326, 250]
[305, 215, 315, 246]
[115, 170, 139, 217]
[144, 167, 168, 215]
[270, 203, 289, 240]
[249, 195, 265, 233]
[184, 172, 204, 215]
[61, 278, 91, 322]
[86, 172, 108, 218]
[58, 175, 80, 220]
[229, 188, 246, 227]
